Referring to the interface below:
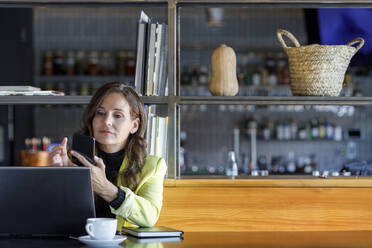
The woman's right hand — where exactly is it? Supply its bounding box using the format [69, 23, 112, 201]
[50, 137, 71, 166]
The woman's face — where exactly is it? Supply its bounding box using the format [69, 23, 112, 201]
[92, 92, 139, 153]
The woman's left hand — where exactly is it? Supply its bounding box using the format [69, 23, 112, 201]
[71, 150, 118, 202]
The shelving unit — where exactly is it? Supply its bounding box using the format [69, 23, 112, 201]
[1, 0, 372, 178]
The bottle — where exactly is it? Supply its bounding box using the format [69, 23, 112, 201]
[53, 50, 64, 75]
[311, 118, 319, 139]
[290, 118, 298, 140]
[101, 51, 114, 75]
[318, 117, 326, 139]
[306, 121, 312, 140]
[303, 156, 313, 174]
[190, 66, 199, 86]
[226, 151, 238, 179]
[266, 52, 277, 86]
[43, 51, 54, 75]
[325, 121, 334, 140]
[334, 125, 343, 141]
[75, 50, 87, 75]
[65, 51, 75, 75]
[116, 51, 126, 75]
[125, 51, 136, 76]
[198, 66, 209, 85]
[88, 51, 99, 75]
[286, 151, 296, 174]
[181, 66, 191, 86]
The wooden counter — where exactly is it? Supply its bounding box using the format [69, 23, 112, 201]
[157, 178, 372, 232]
[164, 177, 372, 187]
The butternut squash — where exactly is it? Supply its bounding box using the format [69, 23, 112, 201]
[209, 44, 239, 96]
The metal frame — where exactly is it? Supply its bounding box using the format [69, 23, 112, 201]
[0, 96, 168, 105]
[1, 0, 372, 178]
[180, 96, 372, 106]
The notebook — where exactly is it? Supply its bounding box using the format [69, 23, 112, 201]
[127, 235, 183, 243]
[122, 226, 184, 238]
[0, 167, 95, 237]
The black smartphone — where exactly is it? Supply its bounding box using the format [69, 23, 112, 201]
[71, 133, 96, 166]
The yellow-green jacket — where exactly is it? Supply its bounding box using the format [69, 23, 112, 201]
[110, 155, 167, 230]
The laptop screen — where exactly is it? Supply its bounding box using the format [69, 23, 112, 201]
[0, 167, 96, 237]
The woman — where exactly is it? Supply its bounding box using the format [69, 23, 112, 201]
[50, 82, 167, 229]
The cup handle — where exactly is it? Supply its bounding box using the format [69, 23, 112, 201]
[85, 223, 95, 239]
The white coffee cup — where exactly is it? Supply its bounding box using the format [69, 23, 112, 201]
[85, 218, 117, 240]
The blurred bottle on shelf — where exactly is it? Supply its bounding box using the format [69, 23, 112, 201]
[190, 65, 199, 86]
[318, 117, 326, 139]
[57, 81, 65, 93]
[198, 66, 209, 85]
[100, 51, 114, 76]
[241, 153, 250, 174]
[69, 83, 78, 96]
[181, 66, 191, 85]
[117, 51, 127, 76]
[65, 51, 75, 76]
[43, 51, 54, 76]
[325, 121, 334, 140]
[226, 151, 238, 179]
[75, 50, 87, 75]
[80, 82, 90, 96]
[286, 151, 296, 173]
[276, 52, 290, 85]
[311, 118, 319, 139]
[53, 50, 65, 75]
[334, 125, 343, 141]
[265, 52, 277, 86]
[125, 51, 136, 76]
[290, 118, 297, 140]
[88, 51, 99, 75]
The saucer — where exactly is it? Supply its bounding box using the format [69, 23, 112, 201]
[77, 235, 127, 247]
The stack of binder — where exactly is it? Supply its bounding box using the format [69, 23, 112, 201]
[135, 11, 168, 96]
[146, 106, 168, 161]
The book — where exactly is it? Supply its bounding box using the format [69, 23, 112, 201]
[134, 11, 150, 96]
[121, 226, 184, 238]
[0, 86, 41, 91]
[145, 23, 157, 96]
[134, 22, 147, 96]
[155, 116, 166, 158]
[0, 90, 64, 96]
[152, 23, 163, 96]
[158, 24, 168, 96]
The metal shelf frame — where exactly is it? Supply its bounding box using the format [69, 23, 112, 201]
[0, 96, 168, 105]
[1, 0, 372, 178]
[180, 96, 372, 106]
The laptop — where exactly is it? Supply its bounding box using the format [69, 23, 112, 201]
[0, 167, 96, 237]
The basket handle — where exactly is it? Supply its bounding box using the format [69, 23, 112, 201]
[347, 38, 365, 52]
[277, 29, 301, 48]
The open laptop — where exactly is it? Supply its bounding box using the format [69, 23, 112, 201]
[0, 167, 95, 237]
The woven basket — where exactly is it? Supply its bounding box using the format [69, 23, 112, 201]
[277, 29, 364, 96]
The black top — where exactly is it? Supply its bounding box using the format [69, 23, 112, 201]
[94, 147, 125, 218]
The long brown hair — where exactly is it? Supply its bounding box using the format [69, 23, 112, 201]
[80, 82, 147, 191]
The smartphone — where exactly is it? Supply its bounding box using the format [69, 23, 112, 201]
[71, 133, 96, 166]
